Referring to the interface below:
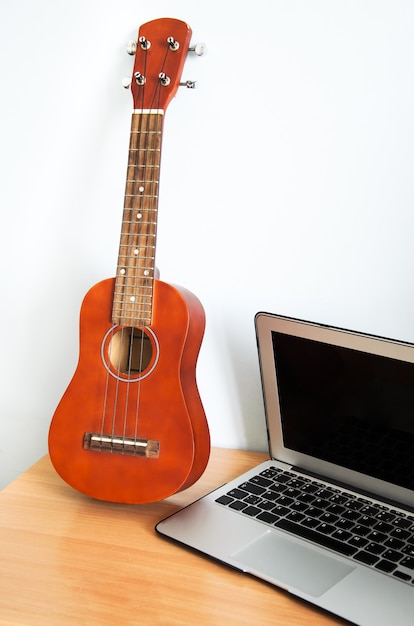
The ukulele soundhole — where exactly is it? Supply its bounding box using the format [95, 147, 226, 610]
[101, 326, 159, 382]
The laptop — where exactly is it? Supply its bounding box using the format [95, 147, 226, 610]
[156, 312, 414, 625]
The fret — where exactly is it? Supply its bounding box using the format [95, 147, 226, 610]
[113, 296, 153, 305]
[116, 276, 154, 282]
[130, 130, 161, 135]
[117, 252, 155, 257]
[120, 223, 157, 228]
[112, 111, 163, 327]
[114, 310, 153, 317]
[129, 148, 161, 153]
[118, 245, 155, 254]
[118, 255, 155, 268]
[116, 268, 153, 278]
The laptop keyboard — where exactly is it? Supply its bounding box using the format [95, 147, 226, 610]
[215, 466, 414, 585]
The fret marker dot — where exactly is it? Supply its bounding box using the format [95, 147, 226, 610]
[134, 249, 139, 255]
[120, 268, 126, 275]
[144, 270, 149, 276]
[139, 186, 144, 192]
[137, 213, 142, 219]
[130, 296, 135, 302]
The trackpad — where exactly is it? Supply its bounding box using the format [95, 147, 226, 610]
[232, 530, 354, 597]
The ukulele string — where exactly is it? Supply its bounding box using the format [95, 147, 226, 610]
[131, 84, 160, 440]
[130, 48, 168, 442]
[121, 50, 151, 443]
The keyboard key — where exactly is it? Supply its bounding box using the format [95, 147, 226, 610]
[376, 511, 396, 523]
[393, 571, 411, 582]
[286, 478, 306, 488]
[243, 505, 262, 517]
[336, 518, 354, 530]
[228, 488, 248, 499]
[317, 522, 336, 535]
[305, 506, 324, 518]
[348, 536, 369, 549]
[315, 488, 332, 498]
[384, 537, 404, 550]
[277, 495, 294, 507]
[313, 498, 328, 509]
[273, 473, 292, 484]
[215, 495, 234, 505]
[365, 542, 385, 556]
[359, 515, 376, 527]
[375, 559, 398, 573]
[229, 500, 248, 511]
[393, 517, 412, 529]
[332, 529, 352, 541]
[250, 475, 273, 487]
[257, 511, 280, 524]
[259, 467, 280, 479]
[353, 524, 371, 537]
[374, 521, 393, 533]
[258, 500, 276, 511]
[319, 512, 339, 524]
[300, 483, 319, 494]
[297, 493, 315, 504]
[262, 490, 281, 502]
[382, 549, 401, 563]
[360, 505, 379, 516]
[302, 517, 320, 529]
[368, 531, 387, 544]
[400, 556, 414, 570]
[245, 495, 261, 505]
[272, 504, 290, 517]
[343, 509, 360, 521]
[290, 500, 308, 512]
[239, 482, 266, 496]
[354, 551, 380, 566]
[330, 494, 349, 505]
[390, 528, 410, 541]
[402, 545, 414, 557]
[327, 503, 346, 515]
[345, 500, 363, 512]
[286, 511, 305, 523]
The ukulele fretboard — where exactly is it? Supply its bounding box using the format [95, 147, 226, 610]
[112, 111, 163, 327]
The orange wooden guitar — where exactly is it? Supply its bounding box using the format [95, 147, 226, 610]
[48, 18, 210, 503]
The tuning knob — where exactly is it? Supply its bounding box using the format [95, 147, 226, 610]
[189, 43, 206, 56]
[122, 76, 132, 89]
[126, 40, 137, 55]
[180, 80, 196, 89]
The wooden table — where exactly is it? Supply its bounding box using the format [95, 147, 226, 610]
[0, 448, 346, 625]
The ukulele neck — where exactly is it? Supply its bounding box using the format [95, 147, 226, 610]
[112, 111, 164, 327]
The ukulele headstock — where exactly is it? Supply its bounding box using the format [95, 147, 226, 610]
[128, 18, 193, 112]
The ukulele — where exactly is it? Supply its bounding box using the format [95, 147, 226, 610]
[48, 18, 210, 504]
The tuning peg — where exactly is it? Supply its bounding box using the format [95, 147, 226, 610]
[126, 41, 137, 55]
[180, 80, 196, 89]
[122, 76, 132, 89]
[189, 43, 206, 56]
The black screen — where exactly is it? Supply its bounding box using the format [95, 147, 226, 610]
[272, 331, 414, 491]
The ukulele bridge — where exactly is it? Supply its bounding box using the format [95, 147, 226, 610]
[83, 433, 160, 457]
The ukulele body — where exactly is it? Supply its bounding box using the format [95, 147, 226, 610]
[48, 277, 210, 503]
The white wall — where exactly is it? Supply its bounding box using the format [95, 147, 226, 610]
[1, 0, 414, 489]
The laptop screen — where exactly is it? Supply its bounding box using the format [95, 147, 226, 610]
[255, 312, 414, 506]
[271, 331, 414, 492]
